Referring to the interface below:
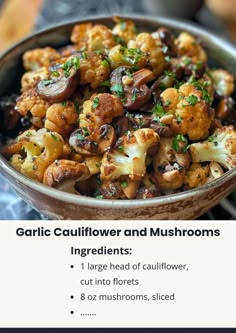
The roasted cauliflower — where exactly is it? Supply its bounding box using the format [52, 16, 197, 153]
[175, 32, 207, 64]
[100, 128, 159, 181]
[45, 101, 79, 136]
[10, 128, 64, 182]
[23, 47, 61, 71]
[128, 33, 166, 76]
[161, 82, 215, 141]
[79, 93, 123, 133]
[16, 88, 51, 118]
[189, 126, 236, 170]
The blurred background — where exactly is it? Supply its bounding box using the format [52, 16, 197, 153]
[0, 0, 235, 219]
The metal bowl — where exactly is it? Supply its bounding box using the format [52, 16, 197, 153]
[0, 15, 235, 220]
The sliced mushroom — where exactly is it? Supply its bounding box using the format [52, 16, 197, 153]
[157, 27, 177, 56]
[110, 66, 155, 110]
[37, 57, 80, 103]
[215, 97, 234, 121]
[112, 115, 129, 137]
[75, 175, 99, 196]
[69, 124, 116, 156]
[43, 159, 90, 187]
[120, 176, 140, 199]
[207, 161, 224, 183]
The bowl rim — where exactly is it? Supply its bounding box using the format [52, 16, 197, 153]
[0, 14, 236, 209]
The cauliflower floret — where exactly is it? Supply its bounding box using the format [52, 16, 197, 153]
[209, 69, 235, 96]
[153, 137, 190, 191]
[16, 88, 51, 118]
[21, 67, 49, 92]
[87, 24, 116, 51]
[10, 128, 64, 182]
[79, 52, 111, 88]
[175, 32, 207, 64]
[71, 23, 116, 51]
[112, 17, 137, 43]
[161, 83, 215, 141]
[79, 93, 123, 133]
[45, 101, 79, 136]
[23, 47, 61, 71]
[70, 22, 93, 47]
[100, 128, 159, 181]
[108, 45, 148, 70]
[189, 126, 236, 170]
[127, 33, 166, 76]
[184, 163, 210, 188]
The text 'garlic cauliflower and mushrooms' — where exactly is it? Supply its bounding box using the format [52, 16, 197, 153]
[1, 17, 236, 200]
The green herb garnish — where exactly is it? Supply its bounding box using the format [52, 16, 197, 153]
[152, 103, 166, 117]
[172, 134, 188, 153]
[74, 101, 80, 113]
[92, 97, 100, 108]
[183, 94, 199, 107]
[110, 84, 125, 98]
[121, 180, 128, 188]
[100, 80, 110, 87]
[51, 133, 59, 141]
[118, 145, 125, 152]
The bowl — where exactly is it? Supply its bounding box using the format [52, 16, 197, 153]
[0, 15, 235, 220]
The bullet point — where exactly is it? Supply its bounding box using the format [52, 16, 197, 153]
[70, 295, 74, 299]
[70, 265, 74, 268]
[70, 311, 74, 314]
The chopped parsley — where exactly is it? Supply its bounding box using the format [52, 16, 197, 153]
[41, 79, 54, 86]
[183, 57, 191, 65]
[189, 78, 213, 105]
[92, 97, 100, 108]
[121, 180, 128, 188]
[164, 56, 170, 62]
[177, 115, 182, 123]
[162, 45, 169, 54]
[94, 50, 104, 55]
[110, 84, 125, 98]
[62, 56, 80, 77]
[74, 101, 80, 113]
[152, 103, 166, 117]
[77, 128, 89, 140]
[51, 71, 60, 77]
[119, 19, 126, 31]
[164, 71, 176, 78]
[172, 134, 188, 153]
[77, 133, 85, 141]
[164, 99, 171, 106]
[61, 101, 67, 106]
[100, 80, 110, 87]
[96, 194, 104, 199]
[183, 94, 199, 107]
[131, 89, 137, 102]
[101, 59, 110, 67]
[121, 47, 145, 66]
[80, 51, 88, 59]
[51, 133, 59, 141]
[118, 145, 125, 152]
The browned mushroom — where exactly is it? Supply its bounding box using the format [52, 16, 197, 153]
[215, 97, 234, 121]
[37, 56, 80, 103]
[43, 159, 90, 187]
[0, 95, 21, 132]
[156, 27, 177, 57]
[69, 124, 116, 156]
[120, 176, 140, 199]
[110, 66, 155, 110]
